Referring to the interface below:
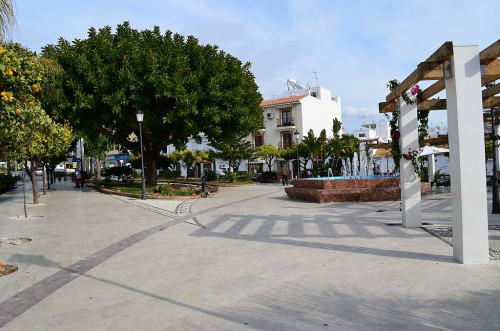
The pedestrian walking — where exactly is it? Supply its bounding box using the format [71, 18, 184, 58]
[280, 165, 289, 186]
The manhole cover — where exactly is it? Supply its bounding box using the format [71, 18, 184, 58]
[0, 238, 32, 245]
[0, 265, 18, 277]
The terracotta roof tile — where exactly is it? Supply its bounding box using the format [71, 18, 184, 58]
[260, 95, 307, 107]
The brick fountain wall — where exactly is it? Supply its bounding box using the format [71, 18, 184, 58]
[284, 178, 431, 203]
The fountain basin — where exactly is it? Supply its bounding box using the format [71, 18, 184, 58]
[285, 177, 431, 203]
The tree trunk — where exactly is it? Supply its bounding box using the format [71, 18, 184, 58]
[50, 167, 55, 185]
[42, 165, 47, 195]
[144, 152, 157, 186]
[46, 167, 51, 190]
[95, 158, 104, 180]
[28, 166, 39, 204]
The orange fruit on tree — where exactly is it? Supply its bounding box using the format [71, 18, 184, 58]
[15, 108, 21, 115]
[2, 95, 8, 102]
[7, 70, 13, 77]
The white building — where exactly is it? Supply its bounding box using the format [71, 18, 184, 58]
[251, 81, 342, 172]
[352, 120, 390, 142]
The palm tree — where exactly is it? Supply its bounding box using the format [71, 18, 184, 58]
[0, 0, 15, 40]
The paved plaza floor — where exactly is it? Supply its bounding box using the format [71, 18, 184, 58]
[0, 179, 499, 330]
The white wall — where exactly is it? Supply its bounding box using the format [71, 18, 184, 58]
[301, 95, 342, 137]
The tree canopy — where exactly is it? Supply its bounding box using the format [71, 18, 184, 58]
[42, 22, 263, 184]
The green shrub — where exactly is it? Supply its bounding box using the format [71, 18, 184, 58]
[122, 177, 135, 184]
[202, 169, 219, 181]
[103, 177, 112, 184]
[164, 169, 181, 179]
[153, 184, 173, 195]
[226, 172, 237, 183]
[240, 171, 253, 181]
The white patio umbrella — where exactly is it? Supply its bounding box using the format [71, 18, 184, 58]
[417, 146, 449, 157]
[418, 145, 449, 184]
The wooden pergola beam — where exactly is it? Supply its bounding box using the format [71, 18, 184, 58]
[481, 59, 500, 86]
[379, 96, 500, 113]
[385, 69, 419, 103]
[379, 98, 447, 113]
[421, 80, 445, 100]
[418, 99, 447, 111]
[480, 39, 500, 63]
[483, 96, 500, 109]
[418, 62, 445, 80]
[483, 83, 500, 99]
[385, 42, 453, 103]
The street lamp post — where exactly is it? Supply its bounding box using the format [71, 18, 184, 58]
[490, 107, 500, 213]
[294, 130, 300, 178]
[136, 109, 147, 200]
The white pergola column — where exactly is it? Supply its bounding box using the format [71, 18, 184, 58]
[428, 155, 436, 183]
[445, 45, 489, 264]
[399, 97, 421, 227]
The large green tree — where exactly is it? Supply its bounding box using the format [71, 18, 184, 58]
[42, 22, 262, 185]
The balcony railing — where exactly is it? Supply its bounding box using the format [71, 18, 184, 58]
[276, 117, 295, 127]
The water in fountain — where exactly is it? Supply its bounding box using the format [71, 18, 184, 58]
[345, 158, 351, 178]
[342, 159, 347, 178]
[368, 157, 374, 176]
[327, 168, 333, 178]
[352, 153, 359, 178]
[360, 151, 367, 177]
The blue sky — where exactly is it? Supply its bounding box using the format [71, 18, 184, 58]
[12, 0, 500, 133]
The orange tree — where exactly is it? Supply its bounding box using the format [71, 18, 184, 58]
[41, 22, 263, 186]
[16, 105, 72, 204]
[0, 43, 44, 153]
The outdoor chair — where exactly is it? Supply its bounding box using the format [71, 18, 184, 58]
[435, 174, 450, 193]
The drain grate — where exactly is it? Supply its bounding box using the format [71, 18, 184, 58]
[375, 210, 386, 213]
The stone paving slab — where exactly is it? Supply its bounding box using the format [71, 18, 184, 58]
[0, 180, 499, 330]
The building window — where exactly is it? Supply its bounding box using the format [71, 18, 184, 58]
[280, 108, 293, 126]
[254, 135, 263, 148]
[359, 133, 366, 138]
[281, 133, 292, 149]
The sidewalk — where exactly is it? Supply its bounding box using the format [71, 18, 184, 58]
[0, 180, 499, 330]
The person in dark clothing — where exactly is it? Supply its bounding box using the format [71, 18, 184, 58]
[81, 170, 88, 187]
